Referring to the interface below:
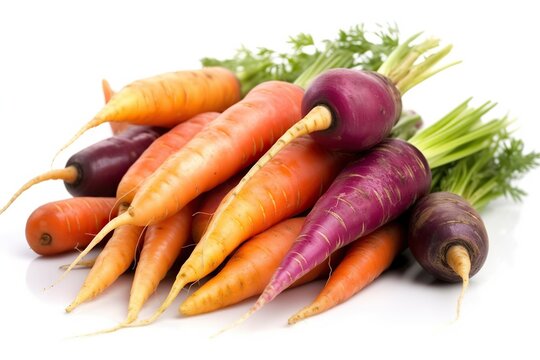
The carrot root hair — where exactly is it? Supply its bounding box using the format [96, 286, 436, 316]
[446, 244, 471, 320]
[52, 117, 103, 166]
[0, 166, 78, 215]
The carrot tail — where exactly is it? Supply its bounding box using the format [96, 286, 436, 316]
[129, 267, 196, 327]
[222, 105, 332, 210]
[0, 167, 78, 215]
[52, 117, 103, 166]
[446, 244, 471, 320]
[288, 295, 331, 325]
[50, 212, 133, 289]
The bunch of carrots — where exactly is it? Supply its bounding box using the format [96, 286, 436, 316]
[2, 24, 539, 335]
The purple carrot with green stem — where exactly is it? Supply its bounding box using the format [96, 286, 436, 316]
[410, 134, 540, 318]
[229, 98, 511, 328]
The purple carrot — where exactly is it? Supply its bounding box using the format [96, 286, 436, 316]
[0, 125, 164, 214]
[228, 99, 509, 328]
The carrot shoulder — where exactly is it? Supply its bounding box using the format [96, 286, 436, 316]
[288, 221, 406, 324]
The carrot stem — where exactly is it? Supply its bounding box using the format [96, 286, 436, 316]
[0, 166, 78, 214]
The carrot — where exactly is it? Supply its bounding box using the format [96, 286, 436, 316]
[25, 197, 118, 256]
[124, 201, 196, 324]
[55, 66, 240, 160]
[56, 80, 304, 285]
[135, 135, 351, 325]
[65, 204, 144, 312]
[288, 221, 405, 324]
[191, 173, 244, 243]
[101, 79, 130, 135]
[180, 217, 344, 316]
[64, 113, 218, 310]
[116, 112, 219, 206]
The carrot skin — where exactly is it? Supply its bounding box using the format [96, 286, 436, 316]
[191, 173, 244, 243]
[289, 221, 406, 323]
[65, 206, 144, 312]
[66, 126, 164, 197]
[25, 197, 118, 256]
[126, 80, 305, 226]
[180, 218, 344, 316]
[258, 138, 431, 306]
[116, 112, 219, 204]
[408, 191, 489, 282]
[126, 201, 196, 322]
[303, 69, 401, 151]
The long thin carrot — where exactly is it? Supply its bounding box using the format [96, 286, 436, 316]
[288, 221, 406, 324]
[134, 135, 351, 325]
[25, 197, 118, 256]
[124, 201, 196, 324]
[180, 217, 344, 316]
[191, 173, 244, 243]
[65, 204, 144, 312]
[57, 80, 304, 284]
[55, 66, 240, 160]
[116, 112, 219, 205]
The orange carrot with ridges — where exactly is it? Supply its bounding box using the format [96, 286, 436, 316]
[116, 112, 219, 205]
[55, 66, 240, 159]
[181, 217, 344, 315]
[191, 173, 244, 243]
[288, 221, 406, 324]
[134, 135, 351, 325]
[57, 80, 304, 284]
[25, 197, 118, 256]
[125, 201, 196, 324]
[65, 204, 144, 312]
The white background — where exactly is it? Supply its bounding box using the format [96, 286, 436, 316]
[1, 1, 538, 359]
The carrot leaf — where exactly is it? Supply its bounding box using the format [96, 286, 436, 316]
[201, 23, 399, 95]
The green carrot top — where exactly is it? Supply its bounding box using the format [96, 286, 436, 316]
[201, 24, 400, 95]
[431, 134, 540, 211]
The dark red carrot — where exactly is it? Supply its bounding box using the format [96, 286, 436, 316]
[0, 125, 164, 215]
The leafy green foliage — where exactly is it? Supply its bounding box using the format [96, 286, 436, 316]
[201, 24, 399, 96]
[431, 134, 540, 211]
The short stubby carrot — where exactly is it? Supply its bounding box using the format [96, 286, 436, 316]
[56, 66, 240, 159]
[25, 197, 118, 256]
[137, 135, 352, 324]
[180, 217, 344, 316]
[65, 204, 144, 312]
[116, 112, 220, 205]
[57, 80, 305, 282]
[288, 221, 406, 324]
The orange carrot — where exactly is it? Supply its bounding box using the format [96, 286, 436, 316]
[65, 204, 144, 312]
[25, 197, 118, 256]
[116, 112, 219, 205]
[288, 221, 406, 324]
[58, 80, 304, 283]
[180, 217, 344, 315]
[124, 201, 196, 324]
[56, 66, 240, 159]
[134, 135, 351, 325]
[191, 173, 244, 243]
[101, 79, 130, 135]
